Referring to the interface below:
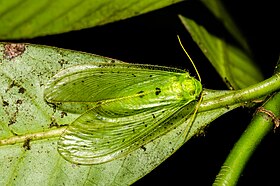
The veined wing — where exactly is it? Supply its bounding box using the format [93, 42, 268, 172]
[45, 62, 202, 164]
[58, 98, 197, 164]
[44, 63, 189, 113]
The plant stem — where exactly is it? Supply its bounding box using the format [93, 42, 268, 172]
[199, 72, 280, 112]
[213, 90, 280, 186]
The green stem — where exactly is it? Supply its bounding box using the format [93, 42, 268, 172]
[213, 91, 280, 186]
[199, 72, 280, 112]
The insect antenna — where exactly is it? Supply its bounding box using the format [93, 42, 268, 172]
[177, 35, 203, 142]
[177, 35, 201, 82]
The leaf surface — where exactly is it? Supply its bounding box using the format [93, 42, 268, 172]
[0, 0, 182, 39]
[0, 43, 239, 185]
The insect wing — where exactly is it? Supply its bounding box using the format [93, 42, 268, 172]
[58, 98, 197, 164]
[44, 63, 187, 114]
[44, 63, 200, 164]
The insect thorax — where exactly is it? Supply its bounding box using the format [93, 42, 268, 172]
[177, 74, 202, 101]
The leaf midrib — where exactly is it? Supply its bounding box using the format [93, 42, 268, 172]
[0, 127, 66, 146]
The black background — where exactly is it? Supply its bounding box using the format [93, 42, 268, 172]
[20, 0, 279, 185]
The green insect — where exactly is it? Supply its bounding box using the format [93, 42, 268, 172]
[44, 38, 202, 165]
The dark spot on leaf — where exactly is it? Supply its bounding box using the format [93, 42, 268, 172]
[9, 81, 17, 88]
[58, 59, 68, 67]
[141, 146, 147, 151]
[60, 112, 67, 118]
[8, 108, 19, 126]
[4, 43, 26, 59]
[47, 102, 58, 112]
[81, 80, 84, 83]
[152, 114, 155, 119]
[3, 101, 9, 107]
[16, 100, 22, 104]
[111, 60, 115, 63]
[23, 138, 31, 150]
[132, 74, 136, 77]
[149, 75, 153, 77]
[6, 81, 19, 92]
[18, 87, 26, 94]
[49, 120, 59, 128]
[155, 87, 161, 95]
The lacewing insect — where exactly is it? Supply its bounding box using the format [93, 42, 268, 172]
[44, 38, 202, 165]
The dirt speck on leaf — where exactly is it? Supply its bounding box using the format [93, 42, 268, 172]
[23, 138, 31, 150]
[2, 100, 9, 107]
[60, 111, 67, 118]
[4, 43, 26, 59]
[16, 100, 23, 104]
[58, 59, 69, 67]
[18, 87, 26, 94]
[8, 107, 19, 126]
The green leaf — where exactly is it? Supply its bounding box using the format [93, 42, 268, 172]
[179, 15, 264, 89]
[0, 43, 238, 185]
[0, 0, 182, 40]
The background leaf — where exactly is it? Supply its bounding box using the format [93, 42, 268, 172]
[179, 15, 264, 89]
[0, 43, 239, 185]
[0, 0, 182, 39]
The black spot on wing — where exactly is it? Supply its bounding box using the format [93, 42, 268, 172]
[155, 87, 161, 95]
[137, 90, 145, 98]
